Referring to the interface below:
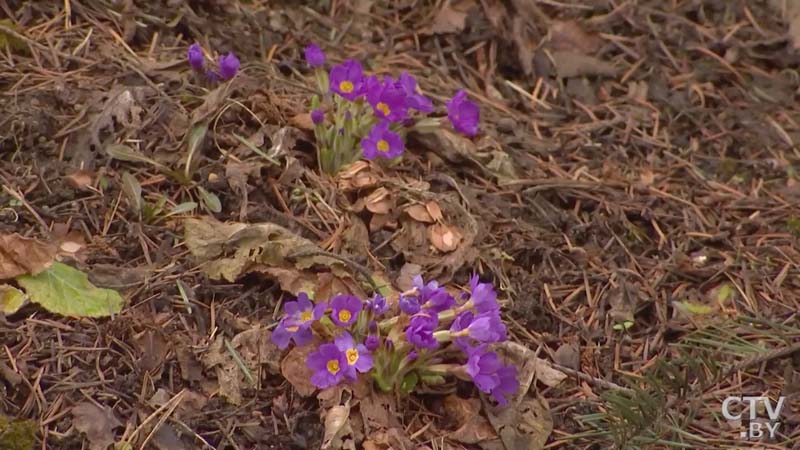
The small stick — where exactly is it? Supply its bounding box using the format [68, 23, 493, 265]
[2, 184, 50, 235]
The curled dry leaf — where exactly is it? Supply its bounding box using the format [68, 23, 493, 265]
[280, 343, 317, 397]
[322, 402, 354, 450]
[0, 233, 57, 279]
[64, 170, 94, 189]
[184, 217, 353, 298]
[484, 396, 553, 450]
[549, 50, 618, 78]
[337, 161, 379, 191]
[364, 188, 393, 215]
[405, 204, 434, 223]
[428, 223, 463, 253]
[289, 112, 314, 130]
[495, 341, 566, 392]
[71, 402, 122, 450]
[444, 395, 498, 444]
[548, 20, 603, 54]
[428, 0, 475, 34]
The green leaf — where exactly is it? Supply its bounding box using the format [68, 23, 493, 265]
[197, 186, 222, 213]
[106, 144, 167, 170]
[420, 373, 446, 386]
[166, 201, 198, 216]
[0, 284, 27, 315]
[400, 371, 419, 394]
[16, 262, 124, 317]
[185, 122, 209, 178]
[673, 301, 715, 316]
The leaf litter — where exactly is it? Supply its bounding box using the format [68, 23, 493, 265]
[2, 1, 800, 449]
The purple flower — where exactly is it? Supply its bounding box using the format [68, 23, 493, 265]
[465, 311, 506, 343]
[366, 77, 408, 122]
[304, 43, 325, 68]
[366, 294, 388, 316]
[406, 351, 418, 362]
[465, 346, 518, 406]
[447, 90, 480, 137]
[468, 275, 499, 313]
[330, 294, 362, 327]
[307, 343, 347, 389]
[405, 313, 439, 349]
[219, 52, 240, 80]
[205, 70, 220, 84]
[271, 293, 327, 349]
[398, 72, 433, 113]
[329, 59, 365, 101]
[311, 109, 325, 125]
[450, 310, 474, 349]
[399, 296, 420, 315]
[413, 275, 454, 312]
[334, 332, 374, 380]
[364, 335, 380, 352]
[361, 121, 404, 160]
[188, 43, 204, 72]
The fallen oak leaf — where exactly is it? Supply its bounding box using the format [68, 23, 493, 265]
[0, 233, 57, 279]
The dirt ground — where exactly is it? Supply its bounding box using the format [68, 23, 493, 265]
[1, 1, 800, 449]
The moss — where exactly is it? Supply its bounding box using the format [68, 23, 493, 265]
[0, 415, 36, 450]
[787, 218, 800, 237]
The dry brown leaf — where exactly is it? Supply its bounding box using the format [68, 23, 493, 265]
[280, 343, 317, 397]
[429, 0, 475, 34]
[64, 170, 94, 189]
[406, 204, 434, 223]
[548, 20, 603, 54]
[369, 213, 391, 232]
[201, 336, 244, 405]
[184, 217, 348, 296]
[231, 325, 282, 373]
[484, 396, 553, 450]
[395, 263, 422, 292]
[428, 223, 463, 253]
[71, 402, 122, 450]
[0, 234, 57, 279]
[322, 402, 353, 450]
[425, 201, 443, 222]
[365, 188, 393, 215]
[445, 395, 498, 444]
[550, 50, 618, 78]
[337, 161, 379, 191]
[495, 341, 566, 391]
[289, 112, 314, 130]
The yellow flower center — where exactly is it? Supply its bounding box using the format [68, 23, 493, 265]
[326, 359, 340, 375]
[300, 310, 313, 322]
[339, 80, 354, 93]
[376, 140, 389, 153]
[376, 102, 390, 116]
[338, 310, 352, 323]
[346, 348, 359, 365]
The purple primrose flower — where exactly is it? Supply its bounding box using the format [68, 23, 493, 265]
[329, 59, 365, 101]
[361, 121, 404, 160]
[219, 52, 240, 80]
[466, 346, 519, 406]
[307, 343, 347, 389]
[465, 311, 506, 343]
[367, 77, 408, 122]
[330, 294, 362, 327]
[468, 275, 499, 313]
[366, 294, 388, 316]
[311, 109, 325, 125]
[364, 335, 380, 352]
[447, 90, 480, 137]
[398, 72, 433, 113]
[405, 313, 439, 349]
[271, 293, 327, 349]
[304, 43, 326, 68]
[334, 332, 374, 380]
[188, 43, 205, 71]
[399, 296, 421, 315]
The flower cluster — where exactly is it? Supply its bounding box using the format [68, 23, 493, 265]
[303, 43, 481, 174]
[272, 275, 519, 406]
[187, 43, 240, 83]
